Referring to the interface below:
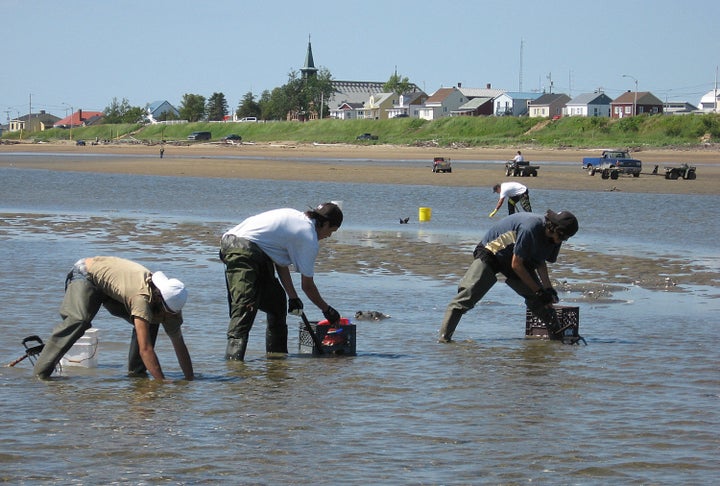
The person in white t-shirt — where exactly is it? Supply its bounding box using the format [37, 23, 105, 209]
[512, 151, 524, 163]
[489, 182, 532, 217]
[219, 202, 343, 361]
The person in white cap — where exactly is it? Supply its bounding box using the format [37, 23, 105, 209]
[33, 256, 194, 381]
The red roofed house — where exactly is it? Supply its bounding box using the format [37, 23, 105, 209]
[53, 109, 104, 128]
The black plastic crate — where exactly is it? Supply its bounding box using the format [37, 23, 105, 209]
[298, 321, 356, 356]
[525, 306, 579, 339]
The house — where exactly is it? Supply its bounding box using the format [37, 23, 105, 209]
[418, 87, 468, 120]
[8, 111, 60, 132]
[451, 97, 494, 116]
[363, 93, 396, 120]
[698, 90, 719, 113]
[493, 92, 542, 116]
[53, 109, 104, 128]
[387, 91, 427, 119]
[564, 92, 613, 117]
[145, 100, 179, 123]
[610, 91, 663, 118]
[663, 101, 698, 115]
[330, 102, 364, 120]
[528, 93, 571, 118]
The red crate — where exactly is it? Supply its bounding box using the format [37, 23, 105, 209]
[298, 321, 356, 356]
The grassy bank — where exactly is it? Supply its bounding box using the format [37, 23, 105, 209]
[6, 113, 720, 150]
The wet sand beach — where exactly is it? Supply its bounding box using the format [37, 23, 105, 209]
[2, 141, 719, 195]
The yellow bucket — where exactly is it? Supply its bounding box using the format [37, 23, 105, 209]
[418, 207, 432, 222]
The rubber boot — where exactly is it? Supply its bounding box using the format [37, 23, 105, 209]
[266, 315, 288, 354]
[438, 308, 464, 343]
[225, 337, 248, 361]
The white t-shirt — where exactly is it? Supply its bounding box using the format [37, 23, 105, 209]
[224, 208, 319, 277]
[513, 153, 524, 162]
[499, 182, 528, 198]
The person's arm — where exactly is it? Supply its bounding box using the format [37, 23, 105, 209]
[300, 274, 330, 312]
[169, 332, 194, 381]
[275, 264, 298, 299]
[133, 317, 166, 381]
[510, 254, 543, 294]
[536, 261, 552, 289]
[489, 196, 505, 217]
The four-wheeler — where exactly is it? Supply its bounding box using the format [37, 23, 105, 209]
[356, 133, 378, 141]
[505, 160, 538, 177]
[432, 157, 452, 173]
[664, 163, 697, 180]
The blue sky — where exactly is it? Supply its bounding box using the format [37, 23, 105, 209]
[3, 0, 719, 119]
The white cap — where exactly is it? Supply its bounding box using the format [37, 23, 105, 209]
[151, 271, 187, 313]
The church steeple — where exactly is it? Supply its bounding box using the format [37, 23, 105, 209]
[301, 34, 318, 79]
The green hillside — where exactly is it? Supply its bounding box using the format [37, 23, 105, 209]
[6, 113, 720, 150]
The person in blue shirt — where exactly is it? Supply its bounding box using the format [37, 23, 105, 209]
[438, 210, 578, 343]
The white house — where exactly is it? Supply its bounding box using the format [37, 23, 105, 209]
[493, 92, 542, 116]
[146, 100, 179, 123]
[564, 92, 613, 117]
[528, 93, 571, 118]
[698, 90, 719, 112]
[417, 87, 468, 120]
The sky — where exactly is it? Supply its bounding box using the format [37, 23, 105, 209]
[3, 0, 719, 120]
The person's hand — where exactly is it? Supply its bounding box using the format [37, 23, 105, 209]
[288, 298, 304, 316]
[534, 288, 555, 305]
[489, 209, 498, 218]
[322, 305, 341, 325]
[546, 287, 559, 304]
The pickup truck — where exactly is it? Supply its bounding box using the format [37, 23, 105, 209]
[356, 133, 378, 141]
[583, 150, 642, 179]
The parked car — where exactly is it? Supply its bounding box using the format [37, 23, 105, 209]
[187, 131, 212, 141]
[238, 117, 257, 122]
[75, 139, 86, 146]
[394, 113, 409, 118]
[356, 133, 378, 140]
[222, 134, 242, 142]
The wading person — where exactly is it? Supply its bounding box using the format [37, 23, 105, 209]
[438, 210, 579, 343]
[34, 256, 194, 381]
[489, 181, 532, 217]
[220, 202, 343, 361]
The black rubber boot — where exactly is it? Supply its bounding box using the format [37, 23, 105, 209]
[438, 308, 463, 343]
[266, 315, 288, 354]
[225, 337, 248, 361]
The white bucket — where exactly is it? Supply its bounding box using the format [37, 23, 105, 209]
[61, 329, 99, 368]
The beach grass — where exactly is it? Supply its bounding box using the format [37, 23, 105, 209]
[5, 113, 720, 149]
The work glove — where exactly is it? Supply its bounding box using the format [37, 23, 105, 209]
[288, 298, 304, 316]
[534, 288, 555, 305]
[322, 305, 341, 325]
[488, 209, 498, 218]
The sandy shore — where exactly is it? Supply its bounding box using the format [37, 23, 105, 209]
[2, 141, 719, 195]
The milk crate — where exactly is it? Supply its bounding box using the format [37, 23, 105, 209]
[298, 321, 356, 356]
[525, 306, 579, 339]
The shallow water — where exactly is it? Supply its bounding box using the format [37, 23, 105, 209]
[1, 164, 719, 485]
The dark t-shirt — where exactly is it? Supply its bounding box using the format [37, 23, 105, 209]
[477, 213, 560, 274]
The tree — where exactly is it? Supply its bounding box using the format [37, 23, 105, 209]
[103, 97, 145, 124]
[178, 93, 206, 122]
[383, 71, 412, 95]
[206, 92, 229, 121]
[236, 91, 261, 119]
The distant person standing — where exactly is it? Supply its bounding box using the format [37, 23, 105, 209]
[489, 182, 532, 217]
[160, 146, 165, 158]
[512, 151, 524, 163]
